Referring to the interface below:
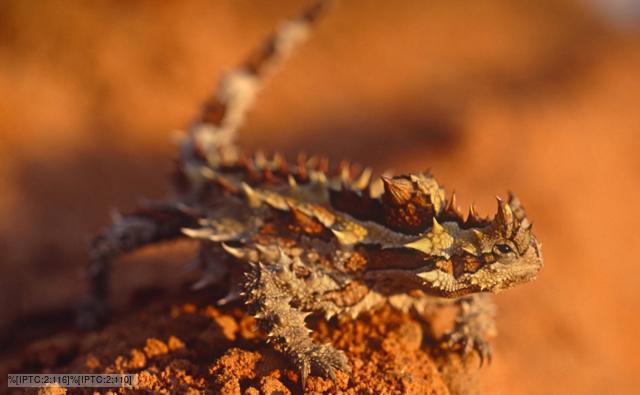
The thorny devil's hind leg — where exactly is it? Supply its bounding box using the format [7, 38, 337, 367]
[78, 205, 197, 329]
[243, 262, 350, 387]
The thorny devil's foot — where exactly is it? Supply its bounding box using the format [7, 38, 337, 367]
[79, 0, 543, 388]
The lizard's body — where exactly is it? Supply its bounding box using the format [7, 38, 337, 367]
[81, 0, 543, 386]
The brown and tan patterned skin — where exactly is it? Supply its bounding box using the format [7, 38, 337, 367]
[80, 0, 543, 386]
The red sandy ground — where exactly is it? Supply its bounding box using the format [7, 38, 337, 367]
[1, 0, 640, 393]
[7, 288, 471, 394]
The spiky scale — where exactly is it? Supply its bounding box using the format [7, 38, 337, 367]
[331, 229, 357, 245]
[296, 152, 308, 181]
[432, 217, 445, 234]
[352, 167, 372, 190]
[382, 176, 413, 205]
[242, 182, 262, 208]
[288, 174, 298, 187]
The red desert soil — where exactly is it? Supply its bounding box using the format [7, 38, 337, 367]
[1, 1, 640, 394]
[6, 288, 472, 394]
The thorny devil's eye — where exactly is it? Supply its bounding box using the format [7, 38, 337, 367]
[494, 243, 514, 255]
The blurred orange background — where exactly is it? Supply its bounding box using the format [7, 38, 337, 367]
[1, 0, 639, 393]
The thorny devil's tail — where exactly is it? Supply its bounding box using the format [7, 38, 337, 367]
[177, 0, 333, 195]
[79, 0, 334, 328]
[80, 0, 543, 389]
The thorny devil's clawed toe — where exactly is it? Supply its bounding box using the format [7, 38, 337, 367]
[294, 342, 350, 387]
[443, 328, 493, 367]
[440, 294, 496, 366]
[83, 0, 543, 389]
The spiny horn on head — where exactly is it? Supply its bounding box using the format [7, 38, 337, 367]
[494, 197, 515, 237]
[507, 191, 528, 222]
[507, 192, 536, 250]
[508, 192, 533, 232]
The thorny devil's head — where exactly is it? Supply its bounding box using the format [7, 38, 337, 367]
[405, 183, 542, 296]
[348, 173, 543, 297]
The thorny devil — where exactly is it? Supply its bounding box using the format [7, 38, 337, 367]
[80, 0, 543, 387]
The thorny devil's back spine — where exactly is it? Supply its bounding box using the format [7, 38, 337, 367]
[80, 0, 543, 388]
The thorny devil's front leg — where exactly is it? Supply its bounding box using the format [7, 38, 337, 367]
[386, 290, 496, 364]
[442, 293, 497, 366]
[243, 262, 350, 387]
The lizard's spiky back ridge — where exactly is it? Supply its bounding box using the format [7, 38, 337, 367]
[196, 149, 493, 236]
